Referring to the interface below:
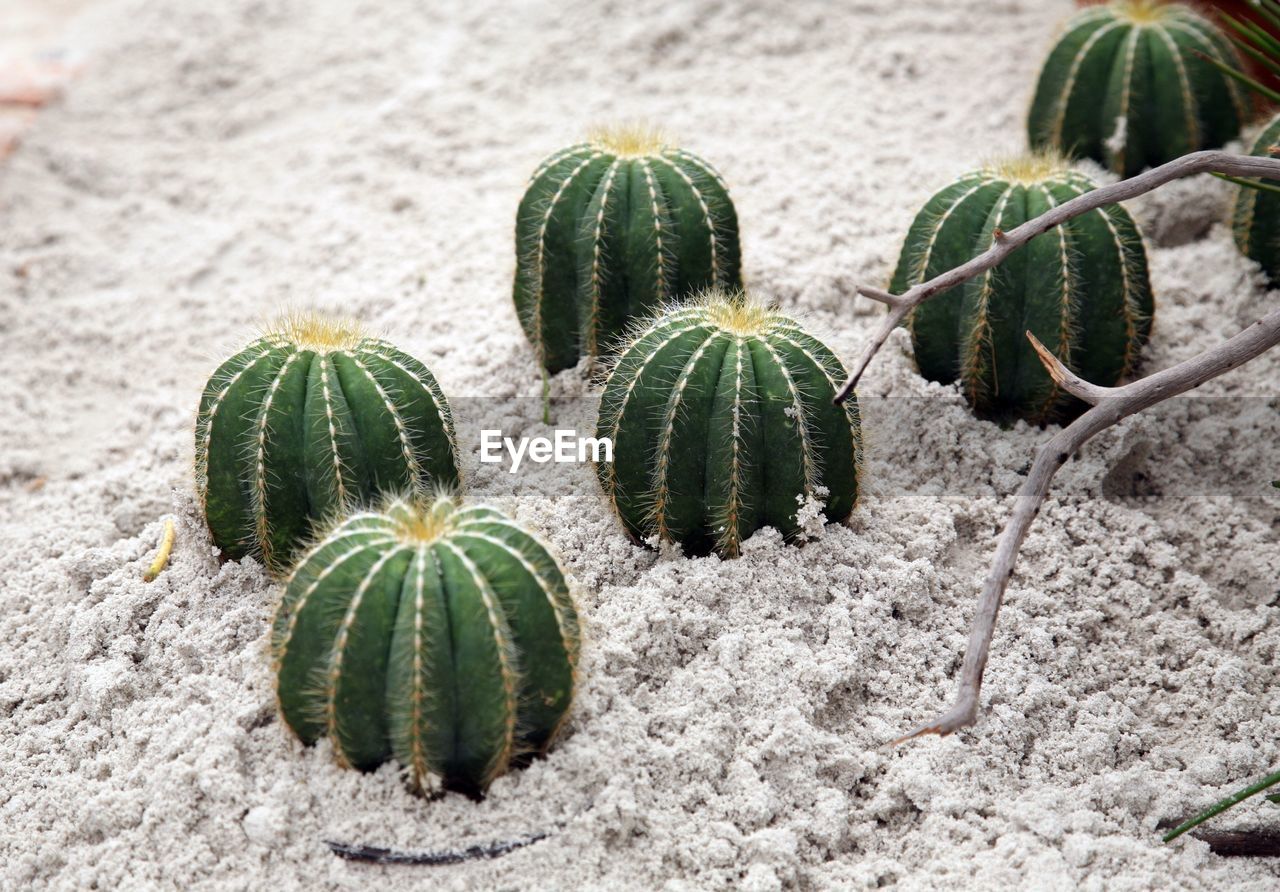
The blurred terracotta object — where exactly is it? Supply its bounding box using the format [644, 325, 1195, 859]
[0, 59, 77, 160]
[0, 59, 74, 107]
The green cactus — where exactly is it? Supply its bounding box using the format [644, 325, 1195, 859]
[892, 155, 1154, 424]
[596, 291, 861, 558]
[272, 494, 580, 796]
[1232, 113, 1280, 281]
[513, 126, 742, 375]
[195, 314, 460, 574]
[1027, 0, 1248, 177]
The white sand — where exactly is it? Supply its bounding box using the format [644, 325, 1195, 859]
[2, 0, 1279, 888]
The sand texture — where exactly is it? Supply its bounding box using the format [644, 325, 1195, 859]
[1, 0, 1278, 889]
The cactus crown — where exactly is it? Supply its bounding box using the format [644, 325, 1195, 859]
[892, 162, 1154, 423]
[597, 289, 861, 558]
[195, 314, 460, 573]
[587, 123, 669, 158]
[513, 128, 743, 375]
[1027, 0, 1247, 176]
[1111, 0, 1171, 24]
[380, 493, 458, 543]
[266, 311, 368, 352]
[983, 151, 1071, 186]
[273, 494, 580, 796]
[700, 293, 779, 336]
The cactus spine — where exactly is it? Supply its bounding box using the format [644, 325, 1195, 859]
[195, 314, 460, 573]
[272, 495, 579, 796]
[1232, 113, 1280, 281]
[892, 156, 1155, 424]
[1027, 1, 1247, 177]
[596, 291, 861, 558]
[514, 126, 743, 375]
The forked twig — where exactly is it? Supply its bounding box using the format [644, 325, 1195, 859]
[833, 150, 1280, 404]
[896, 312, 1280, 741]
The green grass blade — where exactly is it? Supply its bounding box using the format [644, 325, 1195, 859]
[1164, 769, 1280, 843]
[1193, 49, 1280, 104]
[1213, 172, 1280, 197]
[1233, 39, 1280, 81]
[1223, 15, 1280, 57]
[1250, 2, 1280, 37]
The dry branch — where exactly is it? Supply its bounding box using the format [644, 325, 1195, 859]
[897, 311, 1280, 741]
[833, 150, 1280, 404]
[837, 149, 1280, 741]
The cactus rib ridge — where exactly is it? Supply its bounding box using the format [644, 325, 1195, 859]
[586, 160, 623, 359]
[1049, 20, 1126, 147]
[1149, 21, 1200, 148]
[960, 185, 1017, 406]
[436, 540, 521, 786]
[649, 329, 727, 540]
[652, 156, 723, 287]
[1052, 179, 1145, 374]
[323, 545, 410, 766]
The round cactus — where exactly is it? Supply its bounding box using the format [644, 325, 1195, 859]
[596, 291, 861, 558]
[1027, 1, 1248, 177]
[891, 156, 1155, 424]
[513, 126, 743, 375]
[271, 495, 580, 796]
[1232, 113, 1280, 281]
[195, 314, 460, 574]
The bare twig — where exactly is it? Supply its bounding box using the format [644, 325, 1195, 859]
[896, 310, 1280, 742]
[1159, 822, 1280, 858]
[326, 831, 547, 865]
[834, 150, 1280, 404]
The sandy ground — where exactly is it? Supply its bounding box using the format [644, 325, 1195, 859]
[1, 0, 1278, 889]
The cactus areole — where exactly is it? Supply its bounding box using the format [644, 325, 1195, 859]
[1232, 112, 1280, 282]
[596, 291, 862, 558]
[1027, 1, 1247, 177]
[892, 156, 1155, 424]
[195, 315, 460, 574]
[513, 127, 743, 375]
[272, 495, 580, 796]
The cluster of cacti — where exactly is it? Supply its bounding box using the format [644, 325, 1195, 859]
[513, 126, 742, 375]
[596, 290, 861, 558]
[272, 494, 579, 795]
[196, 0, 1280, 798]
[1232, 114, 1280, 281]
[1028, 0, 1248, 177]
[891, 155, 1154, 424]
[195, 314, 459, 573]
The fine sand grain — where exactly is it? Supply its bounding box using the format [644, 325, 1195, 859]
[1, 0, 1278, 889]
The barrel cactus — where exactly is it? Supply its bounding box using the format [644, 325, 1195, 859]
[596, 291, 861, 558]
[1232, 113, 1280, 281]
[195, 314, 459, 573]
[1028, 0, 1248, 177]
[892, 155, 1155, 424]
[513, 126, 743, 375]
[272, 495, 580, 796]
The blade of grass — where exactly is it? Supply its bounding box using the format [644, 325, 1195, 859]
[1250, 1, 1280, 38]
[1193, 49, 1280, 104]
[1217, 7, 1280, 96]
[1164, 769, 1280, 843]
[1221, 15, 1280, 80]
[1213, 172, 1280, 196]
[1222, 14, 1280, 58]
